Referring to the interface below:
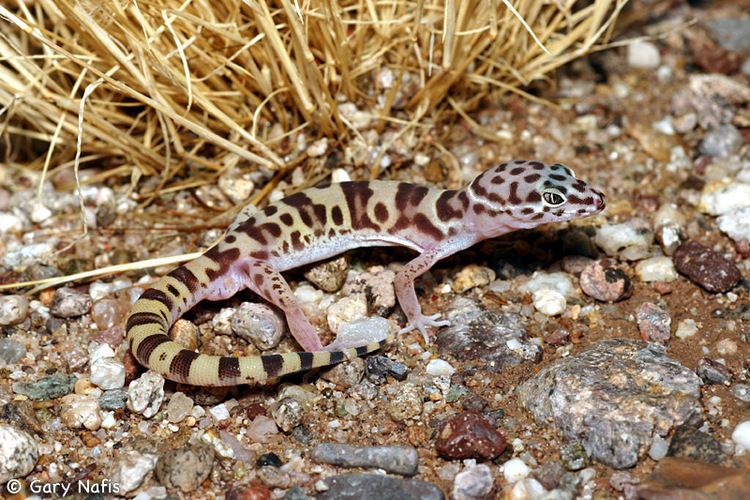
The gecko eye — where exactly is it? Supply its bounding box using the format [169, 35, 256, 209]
[542, 189, 566, 207]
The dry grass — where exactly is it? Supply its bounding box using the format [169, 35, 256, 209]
[1, 0, 626, 188]
[0, 0, 627, 290]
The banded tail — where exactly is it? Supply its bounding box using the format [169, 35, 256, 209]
[126, 255, 388, 386]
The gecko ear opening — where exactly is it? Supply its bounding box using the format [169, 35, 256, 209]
[322, 317, 389, 351]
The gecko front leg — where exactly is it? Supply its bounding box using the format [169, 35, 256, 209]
[395, 247, 452, 342]
[240, 259, 324, 352]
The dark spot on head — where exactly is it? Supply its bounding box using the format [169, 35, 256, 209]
[526, 191, 541, 203]
[508, 182, 522, 205]
[551, 165, 562, 170]
[510, 167, 524, 175]
[280, 213, 294, 225]
[263, 205, 278, 216]
[521, 207, 534, 215]
[495, 163, 508, 172]
[550, 174, 567, 182]
[528, 161, 544, 170]
[524, 174, 541, 183]
[491, 176, 505, 185]
[532, 212, 545, 220]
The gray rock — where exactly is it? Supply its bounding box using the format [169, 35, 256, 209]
[50, 287, 92, 318]
[0, 295, 29, 326]
[0, 338, 26, 365]
[699, 125, 744, 157]
[667, 426, 725, 464]
[99, 389, 128, 410]
[366, 355, 409, 384]
[155, 444, 215, 493]
[321, 357, 365, 388]
[705, 18, 750, 54]
[0, 424, 38, 483]
[271, 397, 303, 433]
[231, 302, 285, 350]
[561, 442, 588, 471]
[312, 443, 418, 475]
[452, 463, 494, 500]
[436, 298, 540, 371]
[696, 358, 731, 385]
[318, 473, 443, 500]
[730, 384, 750, 403]
[304, 256, 349, 293]
[636, 302, 671, 344]
[12, 374, 77, 400]
[517, 339, 703, 468]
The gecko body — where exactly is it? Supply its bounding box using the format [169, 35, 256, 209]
[127, 160, 605, 386]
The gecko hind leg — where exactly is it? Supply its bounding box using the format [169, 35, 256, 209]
[240, 259, 324, 352]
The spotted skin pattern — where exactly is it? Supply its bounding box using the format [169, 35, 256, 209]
[126, 160, 605, 386]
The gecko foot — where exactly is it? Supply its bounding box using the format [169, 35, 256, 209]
[399, 313, 450, 343]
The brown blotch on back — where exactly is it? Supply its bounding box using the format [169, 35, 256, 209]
[239, 224, 267, 245]
[250, 250, 269, 260]
[413, 213, 443, 240]
[263, 205, 278, 216]
[331, 206, 343, 225]
[170, 349, 200, 380]
[342, 181, 378, 230]
[313, 204, 327, 225]
[457, 191, 470, 209]
[435, 190, 463, 222]
[204, 247, 241, 282]
[290, 231, 303, 251]
[374, 202, 389, 223]
[395, 183, 429, 211]
[261, 223, 282, 238]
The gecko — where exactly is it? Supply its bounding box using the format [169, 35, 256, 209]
[126, 160, 605, 386]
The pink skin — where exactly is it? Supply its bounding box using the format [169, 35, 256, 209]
[203, 161, 606, 350]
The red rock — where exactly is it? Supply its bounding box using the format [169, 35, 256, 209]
[435, 412, 506, 460]
[636, 302, 671, 344]
[227, 483, 272, 500]
[579, 260, 633, 302]
[673, 241, 741, 293]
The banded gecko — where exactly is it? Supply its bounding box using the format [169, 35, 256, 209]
[126, 160, 605, 386]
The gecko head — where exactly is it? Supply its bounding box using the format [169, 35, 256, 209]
[468, 160, 606, 231]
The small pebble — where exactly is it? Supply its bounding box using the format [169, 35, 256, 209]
[60, 394, 102, 430]
[90, 357, 126, 390]
[730, 384, 750, 405]
[595, 221, 652, 261]
[699, 183, 750, 216]
[327, 295, 368, 333]
[271, 398, 303, 433]
[649, 434, 670, 461]
[731, 421, 750, 451]
[673, 241, 741, 293]
[0, 424, 39, 483]
[453, 463, 494, 500]
[306, 137, 328, 157]
[0, 295, 29, 326]
[50, 287, 92, 317]
[166, 392, 194, 423]
[452, 265, 496, 293]
[312, 443, 419, 476]
[426, 359, 456, 377]
[155, 444, 215, 493]
[561, 442, 588, 471]
[579, 260, 632, 302]
[112, 450, 158, 494]
[99, 388, 128, 410]
[321, 357, 365, 388]
[535, 461, 564, 490]
[532, 289, 566, 316]
[231, 302, 285, 350]
[246, 415, 279, 443]
[319, 473, 443, 500]
[304, 256, 349, 293]
[717, 207, 750, 244]
[12, 374, 77, 400]
[519, 272, 577, 300]
[696, 358, 731, 385]
[636, 302, 671, 344]
[435, 412, 506, 460]
[127, 371, 165, 418]
[366, 355, 409, 384]
[667, 426, 725, 464]
[675, 318, 699, 339]
[387, 383, 423, 422]
[341, 267, 397, 315]
[699, 124, 744, 157]
[627, 40, 661, 68]
[635, 256, 678, 282]
[503, 457, 530, 483]
[0, 338, 26, 365]
[257, 452, 283, 468]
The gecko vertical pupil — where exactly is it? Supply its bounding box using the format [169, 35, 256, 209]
[542, 190, 565, 207]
